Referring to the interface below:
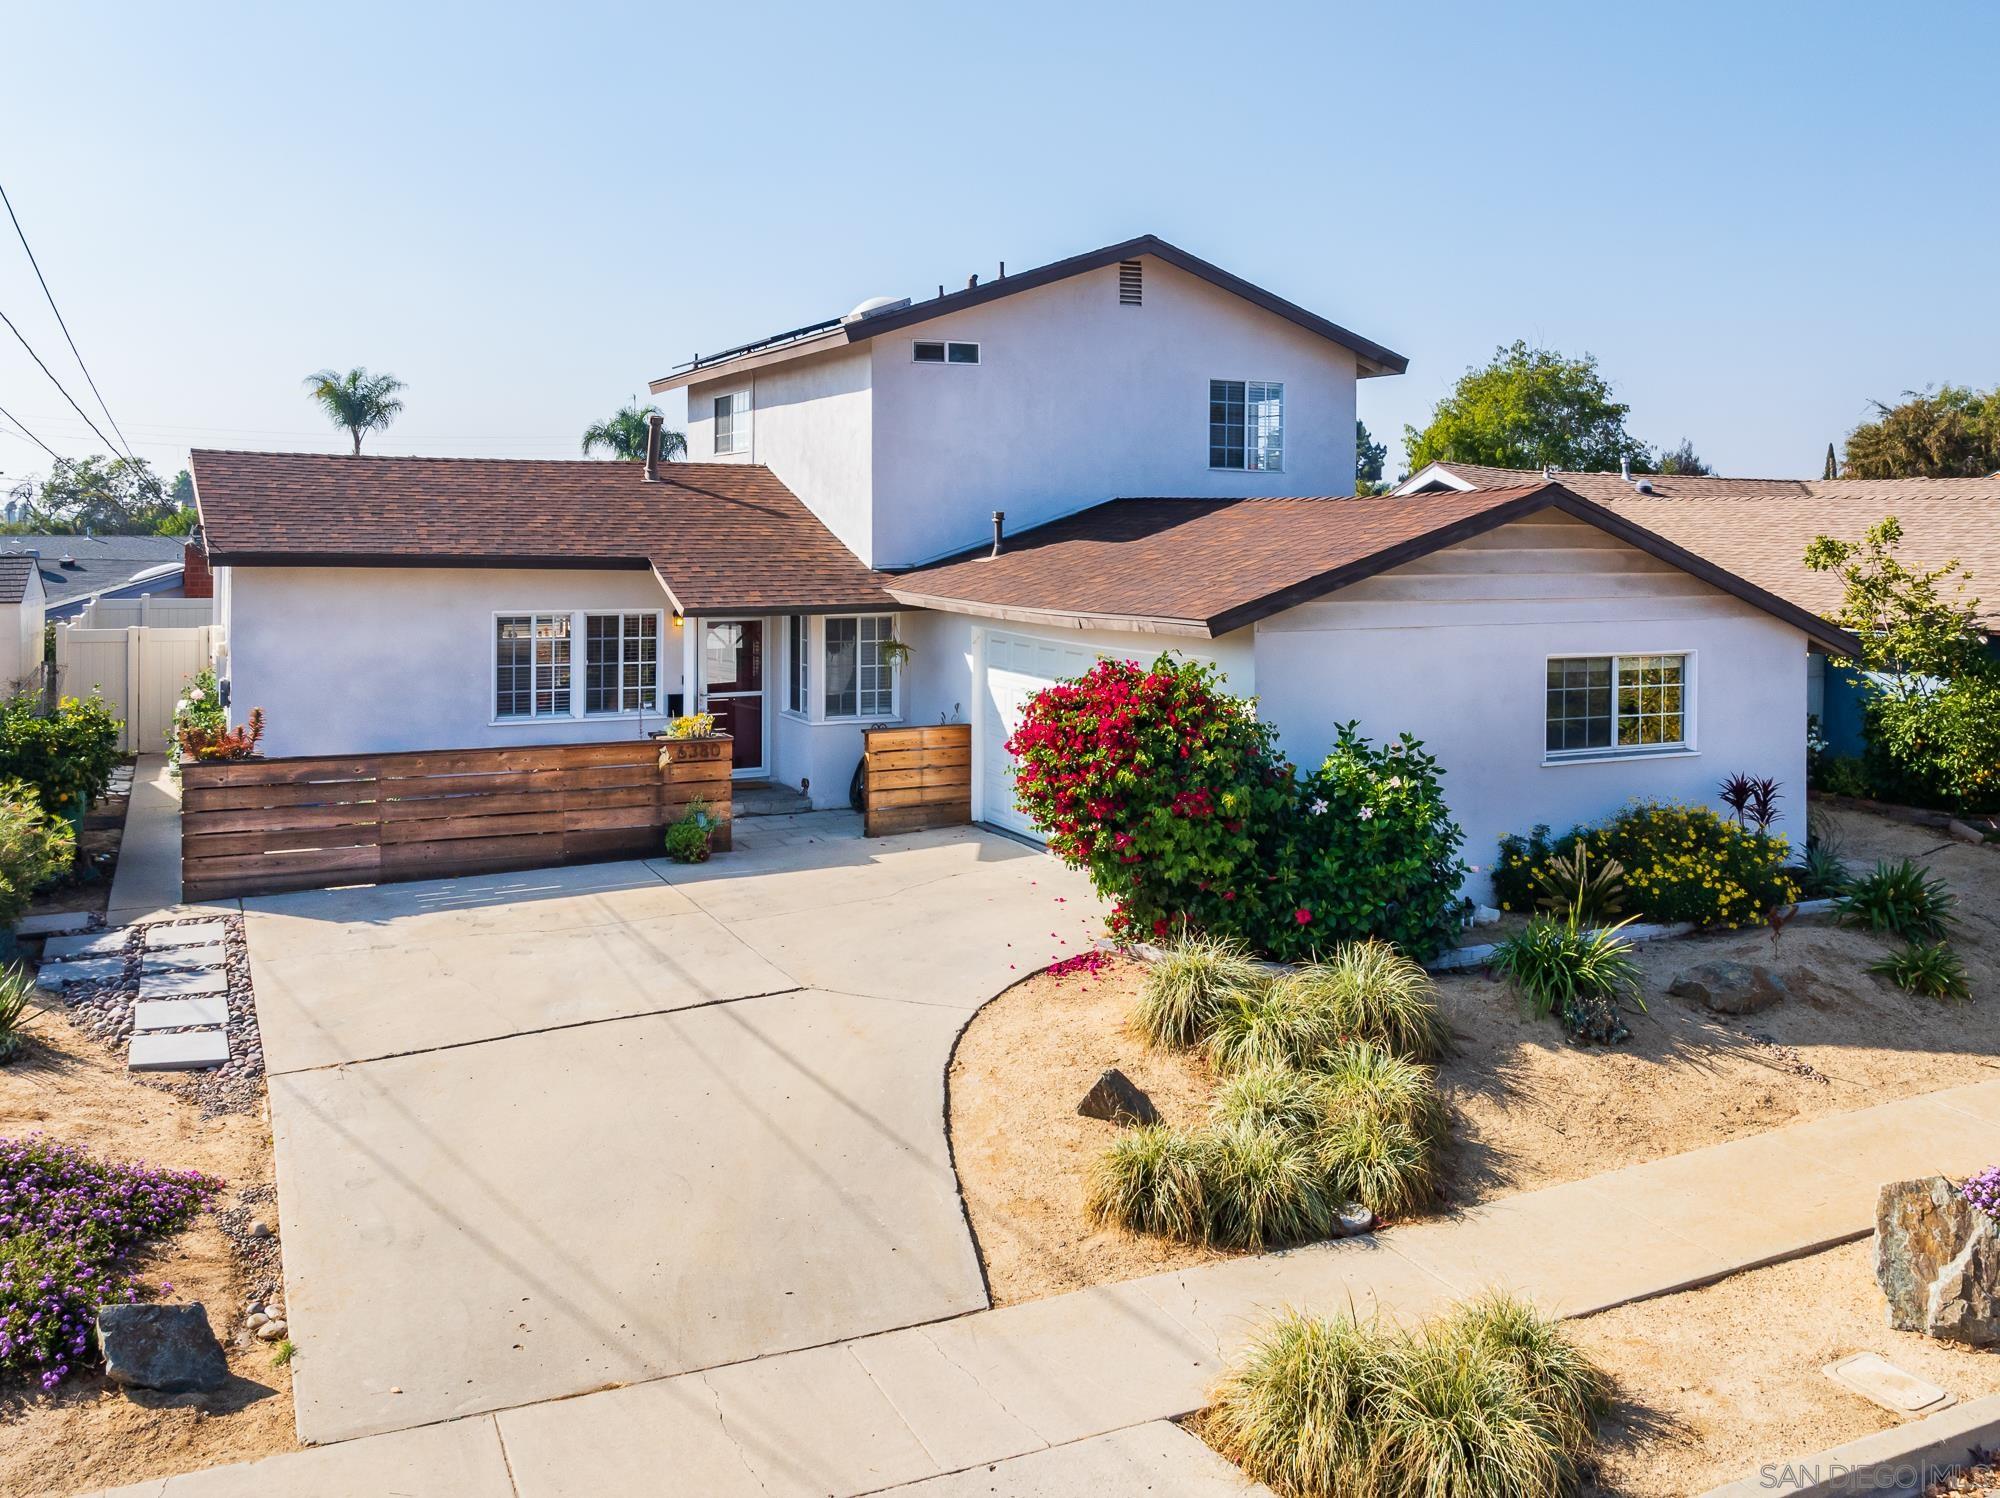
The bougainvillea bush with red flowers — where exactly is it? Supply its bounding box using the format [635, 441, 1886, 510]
[0, 1135, 219, 1391]
[1006, 655, 1468, 961]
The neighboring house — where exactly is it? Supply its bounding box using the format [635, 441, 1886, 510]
[0, 534, 199, 620]
[1396, 462, 2000, 755]
[191, 235, 1856, 898]
[0, 555, 47, 694]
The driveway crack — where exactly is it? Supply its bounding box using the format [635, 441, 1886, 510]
[914, 1325, 1049, 1445]
[698, 1371, 770, 1494]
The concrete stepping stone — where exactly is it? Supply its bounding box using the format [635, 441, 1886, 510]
[138, 967, 229, 1000]
[133, 996, 229, 1031]
[44, 928, 131, 960]
[145, 921, 228, 951]
[1824, 1352, 1955, 1415]
[35, 955, 128, 990]
[128, 1029, 229, 1071]
[14, 911, 96, 936]
[141, 949, 225, 978]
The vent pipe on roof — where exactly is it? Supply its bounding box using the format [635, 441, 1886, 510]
[644, 414, 663, 481]
[998, 261, 1005, 278]
[1620, 457, 1632, 482]
[990, 511, 1005, 558]
[966, 273, 979, 290]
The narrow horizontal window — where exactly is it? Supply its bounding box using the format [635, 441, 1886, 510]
[913, 341, 946, 363]
[914, 341, 978, 364]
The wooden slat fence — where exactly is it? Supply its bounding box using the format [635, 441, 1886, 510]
[862, 723, 971, 836]
[181, 736, 732, 900]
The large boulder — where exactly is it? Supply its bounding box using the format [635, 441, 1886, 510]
[97, 1303, 230, 1393]
[1668, 960, 1786, 1016]
[1874, 1177, 2000, 1345]
[1076, 1068, 1160, 1126]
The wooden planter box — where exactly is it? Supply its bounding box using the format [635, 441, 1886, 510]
[181, 735, 734, 901]
[862, 724, 971, 836]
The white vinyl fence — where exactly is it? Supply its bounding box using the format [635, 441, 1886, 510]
[53, 623, 222, 753]
[76, 596, 216, 629]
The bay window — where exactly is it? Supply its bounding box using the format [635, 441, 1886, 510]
[823, 614, 897, 720]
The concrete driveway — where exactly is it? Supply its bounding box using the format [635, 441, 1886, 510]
[247, 817, 1102, 1443]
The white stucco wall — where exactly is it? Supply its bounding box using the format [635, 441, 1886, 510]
[685, 344, 876, 566]
[865, 256, 1361, 569]
[226, 566, 686, 757]
[1252, 513, 1811, 900]
[8, 568, 45, 692]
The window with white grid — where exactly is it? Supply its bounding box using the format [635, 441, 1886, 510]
[1545, 654, 1687, 755]
[584, 613, 660, 714]
[1209, 380, 1283, 471]
[495, 614, 572, 718]
[823, 614, 897, 719]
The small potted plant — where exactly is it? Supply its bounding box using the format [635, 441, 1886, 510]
[664, 800, 719, 863]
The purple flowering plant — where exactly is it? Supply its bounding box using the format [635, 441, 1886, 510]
[0, 1135, 219, 1391]
[1959, 1165, 2000, 1219]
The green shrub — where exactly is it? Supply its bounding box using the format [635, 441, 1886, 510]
[1204, 1119, 1337, 1250]
[1813, 753, 1874, 800]
[1206, 977, 1345, 1073]
[1491, 916, 1644, 1045]
[1317, 1040, 1448, 1149]
[0, 781, 75, 926]
[1085, 1125, 1211, 1241]
[1006, 655, 1469, 961]
[0, 966, 35, 1063]
[1205, 1298, 1607, 1498]
[1282, 941, 1448, 1062]
[1210, 1064, 1330, 1136]
[1135, 934, 1267, 1050]
[0, 695, 121, 821]
[1838, 859, 1955, 943]
[662, 801, 719, 863]
[1496, 800, 1797, 929]
[1869, 940, 1971, 1002]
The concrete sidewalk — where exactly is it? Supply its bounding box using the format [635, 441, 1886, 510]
[90, 1076, 2000, 1498]
[105, 754, 187, 924]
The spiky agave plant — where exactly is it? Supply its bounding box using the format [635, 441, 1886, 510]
[0, 965, 35, 1063]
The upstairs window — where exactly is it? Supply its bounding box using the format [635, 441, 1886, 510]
[713, 390, 750, 454]
[1209, 380, 1284, 471]
[913, 341, 979, 364]
[1546, 654, 1688, 755]
[823, 614, 897, 719]
[495, 614, 572, 718]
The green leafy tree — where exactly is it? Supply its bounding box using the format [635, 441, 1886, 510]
[581, 399, 686, 461]
[1405, 341, 1653, 474]
[1841, 385, 2000, 479]
[10, 456, 183, 534]
[1806, 516, 2000, 808]
[1354, 419, 1388, 494]
[303, 366, 406, 454]
[1654, 439, 1712, 476]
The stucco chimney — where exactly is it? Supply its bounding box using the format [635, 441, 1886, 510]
[990, 511, 1005, 558]
[644, 414, 664, 481]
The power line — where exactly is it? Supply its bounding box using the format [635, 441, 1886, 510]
[0, 305, 130, 461]
[0, 180, 135, 462]
[0, 398, 60, 461]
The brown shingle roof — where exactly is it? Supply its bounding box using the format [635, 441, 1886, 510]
[888, 483, 1856, 650]
[1410, 463, 2000, 627]
[0, 555, 35, 605]
[190, 450, 896, 615]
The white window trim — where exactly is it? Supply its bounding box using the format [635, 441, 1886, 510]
[490, 609, 668, 727]
[1207, 378, 1285, 474]
[782, 613, 811, 721]
[912, 340, 980, 365]
[1541, 649, 1698, 765]
[712, 388, 751, 456]
[818, 612, 903, 724]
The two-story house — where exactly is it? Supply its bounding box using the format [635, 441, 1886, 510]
[192, 235, 1850, 894]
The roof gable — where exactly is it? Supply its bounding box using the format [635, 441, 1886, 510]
[651, 235, 1406, 393]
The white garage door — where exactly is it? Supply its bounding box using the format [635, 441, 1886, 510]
[978, 631, 1107, 840]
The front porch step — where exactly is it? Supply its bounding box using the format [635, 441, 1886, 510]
[732, 780, 814, 818]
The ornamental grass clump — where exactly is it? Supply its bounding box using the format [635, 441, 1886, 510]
[1204, 1296, 1608, 1498]
[1203, 1119, 1337, 1251]
[1206, 977, 1347, 1073]
[1134, 933, 1268, 1050]
[1285, 941, 1449, 1062]
[1084, 1125, 1211, 1242]
[1491, 916, 1644, 1045]
[0, 1135, 219, 1391]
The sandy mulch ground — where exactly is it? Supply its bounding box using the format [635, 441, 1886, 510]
[949, 805, 2000, 1303]
[0, 1006, 296, 1498]
[1574, 1238, 2000, 1497]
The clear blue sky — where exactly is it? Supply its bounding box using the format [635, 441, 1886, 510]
[2, 1, 1994, 490]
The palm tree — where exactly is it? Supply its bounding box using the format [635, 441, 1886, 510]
[303, 367, 407, 455]
[582, 399, 685, 461]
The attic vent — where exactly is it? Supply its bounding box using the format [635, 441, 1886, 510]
[1117, 259, 1143, 305]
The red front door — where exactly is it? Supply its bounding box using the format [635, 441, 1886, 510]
[702, 620, 764, 773]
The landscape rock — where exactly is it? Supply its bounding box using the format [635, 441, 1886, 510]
[1076, 1067, 1160, 1126]
[249, 1219, 273, 1239]
[1668, 960, 1787, 1015]
[1948, 819, 1989, 846]
[255, 1320, 288, 1342]
[1875, 1176, 2000, 1345]
[97, 1303, 230, 1392]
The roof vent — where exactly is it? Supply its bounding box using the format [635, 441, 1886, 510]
[842, 295, 910, 324]
[1118, 259, 1143, 305]
[59, 554, 78, 569]
[1634, 479, 1657, 495]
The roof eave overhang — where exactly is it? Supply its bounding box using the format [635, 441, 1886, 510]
[647, 327, 854, 394]
[205, 550, 656, 571]
[884, 587, 1215, 638]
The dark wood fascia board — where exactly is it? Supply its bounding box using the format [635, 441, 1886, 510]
[1540, 490, 1864, 656]
[883, 587, 1214, 638]
[647, 328, 853, 395]
[205, 550, 656, 571]
[681, 599, 921, 618]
